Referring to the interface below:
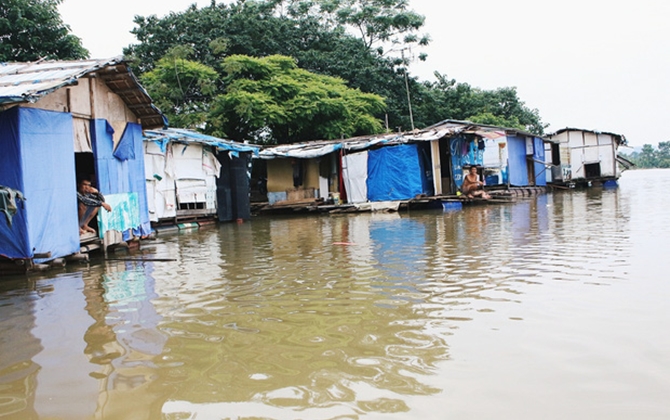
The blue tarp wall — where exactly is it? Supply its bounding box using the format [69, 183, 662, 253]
[367, 144, 427, 202]
[532, 137, 547, 187]
[507, 136, 547, 187]
[91, 120, 151, 238]
[417, 142, 435, 196]
[0, 108, 80, 260]
[507, 136, 529, 186]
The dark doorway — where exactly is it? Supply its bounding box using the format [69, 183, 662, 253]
[75, 152, 96, 185]
[585, 163, 601, 179]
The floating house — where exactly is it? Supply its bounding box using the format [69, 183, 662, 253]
[545, 128, 628, 187]
[0, 57, 165, 271]
[257, 120, 552, 211]
[422, 120, 552, 195]
[143, 128, 260, 225]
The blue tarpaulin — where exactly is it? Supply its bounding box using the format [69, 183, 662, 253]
[367, 144, 424, 202]
[92, 120, 151, 238]
[0, 107, 79, 260]
[507, 136, 529, 186]
[507, 135, 547, 186]
[533, 137, 547, 186]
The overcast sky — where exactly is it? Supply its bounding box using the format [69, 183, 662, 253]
[59, 0, 670, 148]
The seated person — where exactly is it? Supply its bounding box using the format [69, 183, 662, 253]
[77, 179, 111, 235]
[461, 166, 491, 199]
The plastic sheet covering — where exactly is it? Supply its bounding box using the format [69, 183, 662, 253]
[92, 120, 151, 237]
[342, 152, 368, 204]
[143, 128, 260, 156]
[176, 180, 207, 204]
[173, 144, 206, 180]
[0, 107, 29, 258]
[367, 144, 423, 202]
[0, 107, 79, 260]
[144, 141, 177, 221]
[145, 177, 176, 222]
[533, 137, 547, 186]
[203, 149, 222, 177]
[507, 136, 530, 186]
[113, 125, 136, 161]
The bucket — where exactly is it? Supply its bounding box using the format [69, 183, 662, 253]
[330, 192, 341, 205]
[441, 201, 462, 212]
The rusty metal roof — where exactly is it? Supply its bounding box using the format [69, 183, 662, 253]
[259, 119, 551, 159]
[0, 56, 165, 129]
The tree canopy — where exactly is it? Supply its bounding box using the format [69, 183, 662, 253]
[412, 73, 546, 133]
[141, 46, 219, 129]
[0, 0, 88, 61]
[126, 0, 546, 140]
[210, 54, 386, 144]
[276, 0, 429, 57]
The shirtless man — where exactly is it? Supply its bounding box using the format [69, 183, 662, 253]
[461, 166, 491, 199]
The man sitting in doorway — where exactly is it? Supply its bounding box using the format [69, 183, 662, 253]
[77, 179, 111, 235]
[462, 165, 491, 199]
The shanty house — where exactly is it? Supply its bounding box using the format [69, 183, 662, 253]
[426, 120, 551, 194]
[0, 57, 164, 269]
[546, 128, 628, 186]
[257, 120, 552, 210]
[257, 134, 403, 206]
[143, 128, 260, 224]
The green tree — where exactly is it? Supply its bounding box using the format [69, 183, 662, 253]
[637, 144, 657, 168]
[141, 46, 219, 129]
[125, 0, 424, 133]
[125, 1, 546, 138]
[208, 54, 386, 144]
[0, 0, 88, 61]
[656, 141, 670, 168]
[413, 72, 546, 134]
[280, 0, 429, 57]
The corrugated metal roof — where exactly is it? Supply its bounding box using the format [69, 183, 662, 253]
[258, 120, 549, 159]
[547, 127, 627, 145]
[0, 57, 165, 129]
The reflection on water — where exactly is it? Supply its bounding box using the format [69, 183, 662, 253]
[1, 170, 670, 419]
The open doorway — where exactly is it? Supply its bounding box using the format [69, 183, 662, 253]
[74, 152, 98, 235]
[438, 137, 454, 194]
[585, 162, 601, 179]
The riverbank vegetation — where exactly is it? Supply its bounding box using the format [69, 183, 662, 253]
[127, 0, 546, 144]
[619, 142, 670, 169]
[3, 0, 547, 145]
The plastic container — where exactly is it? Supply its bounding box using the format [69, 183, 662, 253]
[442, 201, 463, 211]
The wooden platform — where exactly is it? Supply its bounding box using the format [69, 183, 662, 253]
[253, 186, 550, 216]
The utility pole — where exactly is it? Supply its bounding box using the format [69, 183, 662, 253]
[401, 49, 415, 131]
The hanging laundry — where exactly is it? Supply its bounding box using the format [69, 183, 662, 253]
[0, 186, 26, 227]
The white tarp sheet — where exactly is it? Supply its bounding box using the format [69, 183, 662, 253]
[342, 152, 368, 204]
[176, 179, 208, 204]
[173, 144, 206, 180]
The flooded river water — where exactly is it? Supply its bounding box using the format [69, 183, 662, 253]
[1, 169, 669, 420]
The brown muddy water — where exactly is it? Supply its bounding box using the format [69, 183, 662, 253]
[1, 169, 669, 420]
